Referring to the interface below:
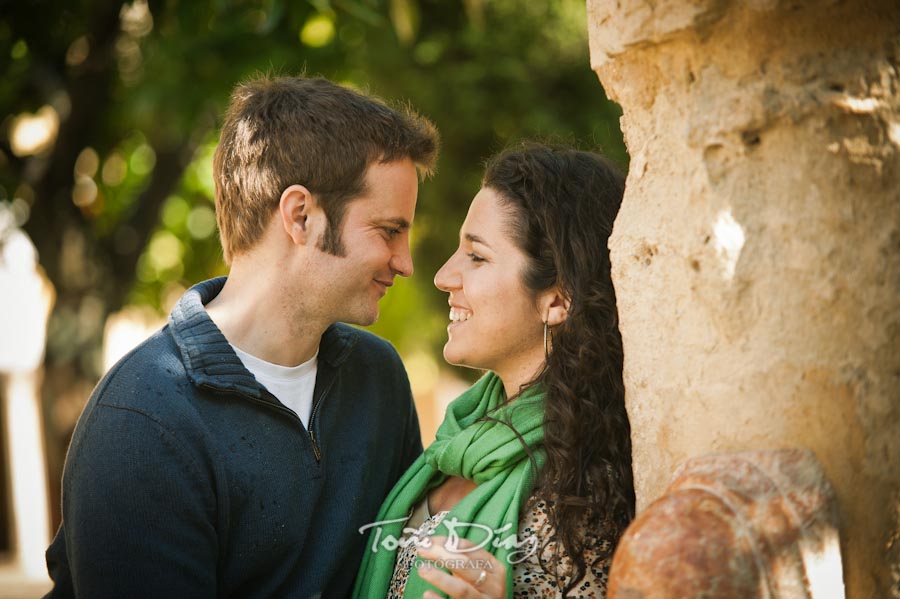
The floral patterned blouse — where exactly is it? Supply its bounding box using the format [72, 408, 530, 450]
[386, 498, 612, 598]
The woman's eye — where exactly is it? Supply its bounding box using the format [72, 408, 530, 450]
[466, 252, 486, 263]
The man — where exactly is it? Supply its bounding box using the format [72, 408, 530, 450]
[44, 76, 439, 598]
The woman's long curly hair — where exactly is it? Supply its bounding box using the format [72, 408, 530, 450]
[483, 142, 635, 594]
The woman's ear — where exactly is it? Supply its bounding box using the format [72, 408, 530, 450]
[279, 184, 320, 246]
[542, 286, 571, 327]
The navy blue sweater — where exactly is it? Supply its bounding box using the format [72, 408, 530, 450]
[45, 278, 422, 598]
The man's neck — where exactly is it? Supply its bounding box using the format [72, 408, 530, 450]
[205, 259, 326, 367]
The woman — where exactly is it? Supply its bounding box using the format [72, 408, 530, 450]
[354, 143, 635, 598]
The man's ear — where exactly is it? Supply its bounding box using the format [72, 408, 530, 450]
[542, 286, 571, 327]
[279, 184, 319, 246]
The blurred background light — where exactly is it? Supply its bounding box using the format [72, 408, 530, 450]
[300, 14, 336, 47]
[9, 107, 59, 157]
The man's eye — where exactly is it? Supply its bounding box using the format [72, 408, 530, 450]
[467, 253, 486, 263]
[384, 227, 401, 238]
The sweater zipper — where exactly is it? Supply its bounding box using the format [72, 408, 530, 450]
[308, 402, 322, 462]
[307, 371, 339, 463]
[201, 384, 323, 462]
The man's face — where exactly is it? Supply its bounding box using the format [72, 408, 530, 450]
[311, 158, 419, 326]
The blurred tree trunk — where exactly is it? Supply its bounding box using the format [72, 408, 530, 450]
[17, 0, 196, 528]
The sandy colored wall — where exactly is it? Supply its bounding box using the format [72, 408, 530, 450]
[587, 1, 900, 596]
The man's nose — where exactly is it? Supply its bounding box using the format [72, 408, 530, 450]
[391, 244, 414, 278]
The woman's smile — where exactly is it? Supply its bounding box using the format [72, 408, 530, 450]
[448, 305, 472, 327]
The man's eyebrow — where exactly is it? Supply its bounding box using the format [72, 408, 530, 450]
[382, 217, 411, 229]
[464, 233, 492, 249]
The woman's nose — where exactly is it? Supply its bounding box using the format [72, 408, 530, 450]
[434, 251, 460, 291]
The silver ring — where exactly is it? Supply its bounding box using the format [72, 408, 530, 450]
[474, 569, 487, 587]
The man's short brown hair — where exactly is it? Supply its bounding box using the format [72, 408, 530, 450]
[213, 76, 439, 262]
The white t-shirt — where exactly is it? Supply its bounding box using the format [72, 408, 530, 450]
[230, 344, 318, 429]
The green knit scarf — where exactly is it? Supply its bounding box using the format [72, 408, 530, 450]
[353, 372, 545, 599]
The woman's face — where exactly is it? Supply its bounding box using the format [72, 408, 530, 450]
[434, 187, 547, 390]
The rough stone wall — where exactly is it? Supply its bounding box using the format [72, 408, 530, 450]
[587, 1, 900, 596]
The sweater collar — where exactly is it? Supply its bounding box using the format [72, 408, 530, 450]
[168, 277, 358, 394]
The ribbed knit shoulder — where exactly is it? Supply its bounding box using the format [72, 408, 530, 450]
[340, 325, 412, 398]
[344, 324, 403, 364]
[89, 326, 207, 429]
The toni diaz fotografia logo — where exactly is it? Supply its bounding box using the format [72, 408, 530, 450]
[415, 557, 495, 571]
[358, 515, 539, 564]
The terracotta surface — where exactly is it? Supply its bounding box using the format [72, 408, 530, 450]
[609, 449, 843, 598]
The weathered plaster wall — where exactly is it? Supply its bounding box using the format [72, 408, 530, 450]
[587, 1, 900, 596]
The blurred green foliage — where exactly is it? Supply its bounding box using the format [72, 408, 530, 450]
[1, 1, 626, 517]
[1, 0, 625, 367]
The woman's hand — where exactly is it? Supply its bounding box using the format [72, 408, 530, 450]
[416, 536, 508, 599]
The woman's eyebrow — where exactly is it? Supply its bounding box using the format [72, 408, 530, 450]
[464, 233, 492, 249]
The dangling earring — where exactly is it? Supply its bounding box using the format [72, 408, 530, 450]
[543, 321, 551, 360]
